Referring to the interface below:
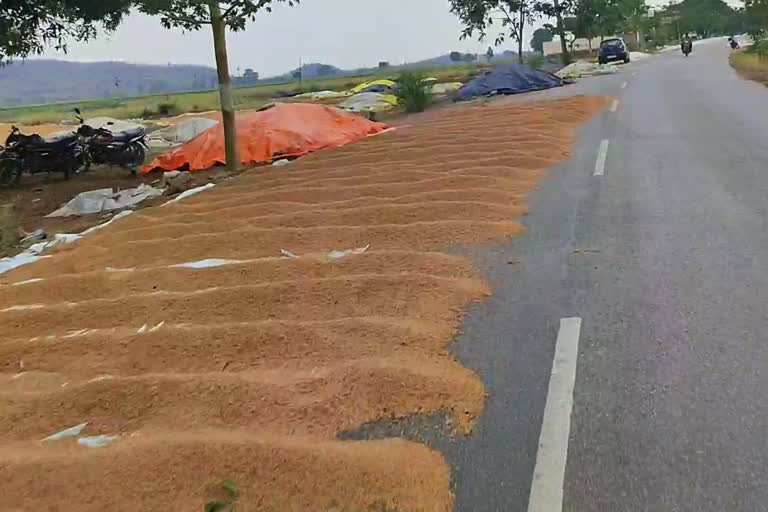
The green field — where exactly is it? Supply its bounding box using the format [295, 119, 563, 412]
[0, 63, 490, 125]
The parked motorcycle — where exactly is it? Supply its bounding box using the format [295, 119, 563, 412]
[76, 108, 148, 175]
[0, 124, 87, 188]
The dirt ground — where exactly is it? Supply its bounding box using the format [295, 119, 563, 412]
[0, 96, 609, 511]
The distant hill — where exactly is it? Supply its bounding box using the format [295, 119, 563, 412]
[0, 60, 218, 108]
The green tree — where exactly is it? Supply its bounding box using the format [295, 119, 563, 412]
[450, 0, 548, 63]
[0, 0, 130, 62]
[530, 27, 554, 52]
[138, 0, 299, 173]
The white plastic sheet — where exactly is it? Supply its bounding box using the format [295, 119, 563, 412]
[47, 184, 163, 217]
[42, 422, 88, 442]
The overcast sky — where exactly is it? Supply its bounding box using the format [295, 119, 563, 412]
[40, 0, 534, 76]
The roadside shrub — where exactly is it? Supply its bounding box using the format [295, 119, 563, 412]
[396, 72, 431, 113]
[157, 101, 178, 116]
[526, 54, 546, 70]
[139, 107, 155, 118]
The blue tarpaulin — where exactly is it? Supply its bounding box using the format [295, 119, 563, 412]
[453, 63, 564, 102]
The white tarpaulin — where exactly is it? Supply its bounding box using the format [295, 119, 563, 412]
[294, 90, 349, 100]
[46, 184, 163, 217]
[430, 82, 464, 94]
[339, 92, 398, 113]
[556, 60, 621, 78]
[149, 118, 218, 144]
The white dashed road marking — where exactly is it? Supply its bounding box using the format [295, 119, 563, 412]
[621, 81, 628, 89]
[610, 99, 619, 112]
[527, 317, 582, 512]
[593, 139, 610, 176]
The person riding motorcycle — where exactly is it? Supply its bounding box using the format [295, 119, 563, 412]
[681, 33, 693, 56]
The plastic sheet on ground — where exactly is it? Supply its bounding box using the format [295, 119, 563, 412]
[143, 104, 390, 173]
[328, 244, 370, 260]
[556, 60, 621, 78]
[171, 259, 244, 269]
[162, 183, 216, 205]
[349, 79, 396, 94]
[0, 211, 134, 276]
[78, 435, 119, 448]
[430, 82, 464, 94]
[46, 184, 163, 217]
[148, 118, 218, 145]
[293, 90, 350, 100]
[453, 63, 564, 102]
[42, 423, 88, 442]
[339, 92, 399, 113]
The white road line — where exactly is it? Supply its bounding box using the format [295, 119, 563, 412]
[593, 139, 610, 176]
[620, 81, 628, 89]
[610, 99, 619, 112]
[527, 317, 582, 512]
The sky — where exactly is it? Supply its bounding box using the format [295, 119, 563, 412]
[40, 0, 529, 76]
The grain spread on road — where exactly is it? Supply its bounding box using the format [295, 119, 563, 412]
[0, 95, 609, 511]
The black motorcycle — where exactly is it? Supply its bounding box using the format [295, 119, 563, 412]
[0, 125, 87, 187]
[76, 109, 148, 175]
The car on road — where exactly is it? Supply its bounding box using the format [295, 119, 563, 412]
[598, 38, 630, 65]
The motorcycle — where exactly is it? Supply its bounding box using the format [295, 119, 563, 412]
[682, 40, 693, 57]
[729, 38, 740, 50]
[75, 108, 148, 175]
[0, 123, 88, 188]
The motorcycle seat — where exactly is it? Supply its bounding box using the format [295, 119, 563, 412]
[109, 127, 146, 142]
[43, 132, 78, 145]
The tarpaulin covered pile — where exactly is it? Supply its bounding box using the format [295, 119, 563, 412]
[348, 79, 396, 94]
[340, 92, 398, 113]
[142, 103, 391, 173]
[453, 63, 564, 102]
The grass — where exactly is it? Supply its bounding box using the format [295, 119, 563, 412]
[730, 41, 768, 84]
[0, 204, 19, 255]
[0, 63, 490, 125]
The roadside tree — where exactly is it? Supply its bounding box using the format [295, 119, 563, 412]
[138, 0, 299, 173]
[530, 27, 554, 52]
[450, 0, 555, 63]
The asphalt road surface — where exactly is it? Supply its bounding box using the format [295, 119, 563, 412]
[449, 38, 768, 511]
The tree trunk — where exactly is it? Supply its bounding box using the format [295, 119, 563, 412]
[552, 0, 570, 63]
[518, 2, 525, 63]
[209, 1, 238, 173]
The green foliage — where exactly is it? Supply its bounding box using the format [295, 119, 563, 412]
[530, 27, 554, 52]
[156, 101, 178, 116]
[0, 0, 131, 62]
[138, 0, 300, 32]
[525, 54, 546, 69]
[395, 72, 431, 114]
[204, 479, 240, 512]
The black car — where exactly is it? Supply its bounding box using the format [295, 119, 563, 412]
[598, 38, 630, 65]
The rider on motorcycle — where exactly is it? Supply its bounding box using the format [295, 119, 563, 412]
[681, 33, 693, 55]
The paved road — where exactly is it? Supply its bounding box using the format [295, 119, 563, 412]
[450, 39, 768, 511]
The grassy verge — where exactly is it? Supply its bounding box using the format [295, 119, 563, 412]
[730, 41, 768, 85]
[0, 63, 490, 125]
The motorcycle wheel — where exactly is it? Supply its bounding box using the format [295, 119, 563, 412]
[127, 143, 146, 175]
[0, 160, 22, 188]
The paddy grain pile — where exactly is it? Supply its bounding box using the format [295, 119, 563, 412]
[0, 96, 609, 511]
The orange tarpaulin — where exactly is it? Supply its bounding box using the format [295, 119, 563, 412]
[143, 103, 391, 173]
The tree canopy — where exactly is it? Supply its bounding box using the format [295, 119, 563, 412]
[530, 27, 553, 52]
[0, 0, 130, 62]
